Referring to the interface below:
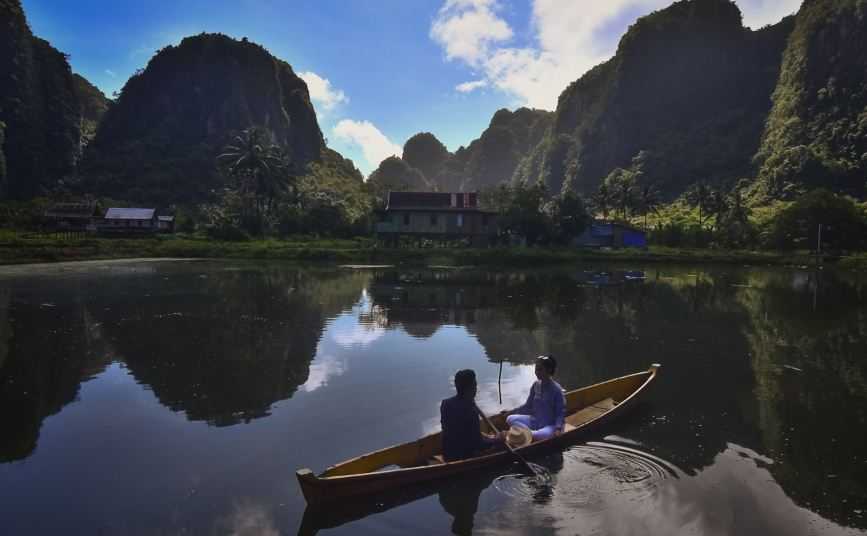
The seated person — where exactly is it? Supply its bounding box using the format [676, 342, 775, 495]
[440, 369, 504, 462]
[506, 355, 566, 442]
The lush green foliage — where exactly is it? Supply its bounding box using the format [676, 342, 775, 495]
[72, 74, 110, 149]
[484, 183, 588, 246]
[753, 0, 867, 201]
[763, 189, 867, 251]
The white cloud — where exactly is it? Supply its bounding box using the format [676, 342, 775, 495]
[455, 79, 488, 93]
[104, 69, 117, 78]
[740, 0, 801, 29]
[430, 0, 513, 67]
[298, 71, 348, 113]
[431, 0, 803, 110]
[332, 119, 402, 172]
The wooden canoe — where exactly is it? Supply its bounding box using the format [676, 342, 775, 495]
[296, 363, 661, 506]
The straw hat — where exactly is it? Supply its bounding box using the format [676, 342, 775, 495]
[506, 425, 533, 448]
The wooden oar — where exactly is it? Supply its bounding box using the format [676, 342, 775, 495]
[476, 405, 542, 478]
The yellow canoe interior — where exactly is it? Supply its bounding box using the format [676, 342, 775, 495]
[317, 364, 659, 479]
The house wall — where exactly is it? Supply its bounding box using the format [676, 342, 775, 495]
[384, 211, 495, 236]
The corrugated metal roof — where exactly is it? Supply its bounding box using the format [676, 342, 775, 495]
[158, 216, 174, 221]
[387, 191, 480, 209]
[105, 208, 155, 220]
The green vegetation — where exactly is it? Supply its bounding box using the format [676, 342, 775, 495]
[753, 0, 867, 201]
[0, 230, 822, 268]
[72, 74, 110, 149]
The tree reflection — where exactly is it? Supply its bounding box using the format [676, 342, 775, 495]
[365, 266, 867, 529]
[89, 267, 368, 426]
[0, 265, 370, 462]
[0, 287, 111, 462]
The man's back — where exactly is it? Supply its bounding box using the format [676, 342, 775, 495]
[440, 395, 484, 462]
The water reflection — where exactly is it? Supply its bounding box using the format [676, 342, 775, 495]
[1, 262, 866, 534]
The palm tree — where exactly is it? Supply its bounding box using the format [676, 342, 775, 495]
[637, 183, 661, 230]
[218, 127, 291, 233]
[688, 182, 712, 228]
[614, 173, 636, 221]
[592, 182, 614, 220]
[709, 189, 729, 231]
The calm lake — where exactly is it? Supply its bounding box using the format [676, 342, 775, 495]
[1, 259, 866, 535]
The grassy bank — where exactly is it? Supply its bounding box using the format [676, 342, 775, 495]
[0, 229, 841, 269]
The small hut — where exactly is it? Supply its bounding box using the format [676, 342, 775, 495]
[100, 208, 158, 234]
[574, 221, 647, 248]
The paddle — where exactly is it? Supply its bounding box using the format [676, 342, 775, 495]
[475, 404, 543, 478]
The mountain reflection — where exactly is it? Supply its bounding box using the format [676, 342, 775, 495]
[2, 263, 866, 530]
[0, 265, 371, 461]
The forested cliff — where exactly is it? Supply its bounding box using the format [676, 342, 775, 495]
[514, 0, 795, 200]
[509, 0, 866, 205]
[752, 0, 867, 200]
[81, 33, 326, 203]
[0, 0, 82, 199]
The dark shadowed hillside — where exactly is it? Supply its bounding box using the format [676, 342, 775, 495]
[370, 107, 551, 194]
[0, 0, 82, 199]
[82, 33, 325, 203]
[515, 0, 795, 200]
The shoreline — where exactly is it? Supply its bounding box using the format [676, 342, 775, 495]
[1, 233, 861, 270]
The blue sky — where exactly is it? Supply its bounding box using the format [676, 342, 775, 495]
[22, 0, 801, 175]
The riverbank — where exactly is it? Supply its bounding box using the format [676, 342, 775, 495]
[0, 231, 852, 269]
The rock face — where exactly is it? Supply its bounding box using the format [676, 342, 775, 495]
[753, 0, 867, 200]
[72, 74, 110, 150]
[515, 0, 795, 200]
[83, 33, 325, 203]
[374, 108, 552, 195]
[0, 0, 82, 199]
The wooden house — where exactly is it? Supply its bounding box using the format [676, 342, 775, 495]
[374, 191, 498, 247]
[43, 201, 100, 233]
[100, 208, 158, 234]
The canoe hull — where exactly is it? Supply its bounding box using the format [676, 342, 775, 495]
[297, 364, 660, 506]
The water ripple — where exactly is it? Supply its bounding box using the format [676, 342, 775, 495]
[493, 441, 680, 508]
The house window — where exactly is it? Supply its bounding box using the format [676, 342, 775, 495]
[404, 213, 410, 225]
[457, 214, 464, 227]
[430, 214, 438, 226]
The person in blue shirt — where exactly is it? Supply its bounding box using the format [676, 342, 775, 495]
[440, 369, 505, 462]
[505, 355, 566, 442]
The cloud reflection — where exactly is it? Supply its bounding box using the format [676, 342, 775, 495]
[298, 353, 346, 393]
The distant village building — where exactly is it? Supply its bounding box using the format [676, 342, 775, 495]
[375, 191, 498, 247]
[574, 221, 647, 248]
[43, 201, 100, 233]
[100, 208, 158, 234]
[157, 215, 175, 233]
